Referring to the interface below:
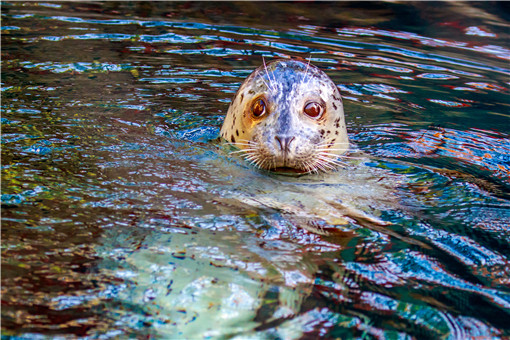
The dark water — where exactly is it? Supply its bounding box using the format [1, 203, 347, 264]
[2, 1, 510, 339]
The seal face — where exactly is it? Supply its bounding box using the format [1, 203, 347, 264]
[220, 59, 349, 173]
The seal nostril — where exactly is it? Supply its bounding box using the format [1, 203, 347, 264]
[275, 136, 295, 153]
[275, 136, 281, 150]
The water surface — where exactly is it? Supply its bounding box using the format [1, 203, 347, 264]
[2, 1, 510, 339]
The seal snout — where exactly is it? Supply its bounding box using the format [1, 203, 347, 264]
[274, 136, 295, 154]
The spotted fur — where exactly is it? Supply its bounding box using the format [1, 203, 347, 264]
[220, 59, 349, 173]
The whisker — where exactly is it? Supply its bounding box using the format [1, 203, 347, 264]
[337, 155, 364, 160]
[232, 140, 254, 149]
[316, 154, 348, 167]
[262, 158, 271, 170]
[316, 153, 342, 162]
[314, 154, 348, 169]
[246, 157, 260, 168]
[254, 157, 264, 169]
[234, 144, 256, 150]
[318, 158, 337, 169]
[300, 54, 312, 87]
[302, 160, 317, 174]
[322, 160, 347, 169]
[317, 151, 344, 157]
[308, 157, 327, 172]
[231, 151, 259, 161]
[257, 71, 271, 91]
[315, 148, 347, 151]
[229, 149, 248, 154]
[315, 162, 329, 172]
[262, 56, 276, 91]
[302, 163, 313, 174]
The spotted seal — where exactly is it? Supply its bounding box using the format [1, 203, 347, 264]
[220, 59, 349, 173]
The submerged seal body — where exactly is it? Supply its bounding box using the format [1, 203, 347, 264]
[220, 59, 349, 173]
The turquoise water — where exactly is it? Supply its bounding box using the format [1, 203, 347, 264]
[2, 2, 509, 339]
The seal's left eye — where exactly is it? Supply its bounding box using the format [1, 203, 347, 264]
[252, 99, 266, 118]
[303, 102, 323, 118]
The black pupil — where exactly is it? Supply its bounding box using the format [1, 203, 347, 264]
[305, 102, 321, 117]
[253, 99, 265, 117]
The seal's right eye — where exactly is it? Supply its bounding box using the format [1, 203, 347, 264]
[252, 99, 266, 118]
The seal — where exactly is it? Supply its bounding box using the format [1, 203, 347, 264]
[220, 59, 349, 173]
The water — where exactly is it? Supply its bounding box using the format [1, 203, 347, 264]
[2, 2, 509, 339]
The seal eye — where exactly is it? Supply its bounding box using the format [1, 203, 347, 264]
[252, 99, 266, 118]
[303, 102, 323, 118]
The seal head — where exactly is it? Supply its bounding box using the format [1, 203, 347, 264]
[220, 59, 349, 173]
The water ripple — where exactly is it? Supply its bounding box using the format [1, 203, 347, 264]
[6, 13, 505, 77]
[2, 2, 510, 339]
